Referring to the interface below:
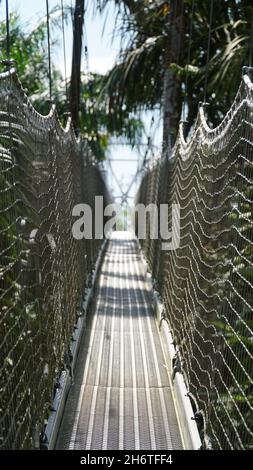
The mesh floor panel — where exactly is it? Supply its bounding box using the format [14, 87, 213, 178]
[56, 232, 183, 450]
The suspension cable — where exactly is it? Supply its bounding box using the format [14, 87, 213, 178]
[5, 0, 10, 59]
[183, 0, 195, 121]
[249, 0, 253, 67]
[61, 0, 68, 102]
[46, 0, 52, 101]
[203, 0, 214, 103]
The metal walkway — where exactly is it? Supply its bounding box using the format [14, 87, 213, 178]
[56, 232, 183, 450]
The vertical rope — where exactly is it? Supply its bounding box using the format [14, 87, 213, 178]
[203, 0, 214, 103]
[183, 0, 195, 121]
[5, 0, 10, 59]
[46, 0, 52, 101]
[61, 0, 68, 102]
[249, 0, 253, 67]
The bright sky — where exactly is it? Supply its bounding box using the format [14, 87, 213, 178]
[1, 1, 162, 203]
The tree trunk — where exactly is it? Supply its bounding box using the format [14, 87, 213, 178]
[70, 0, 85, 133]
[162, 0, 184, 154]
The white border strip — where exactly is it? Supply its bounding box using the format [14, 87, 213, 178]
[45, 238, 108, 450]
[158, 311, 202, 450]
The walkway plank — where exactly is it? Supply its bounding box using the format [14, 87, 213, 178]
[56, 232, 182, 450]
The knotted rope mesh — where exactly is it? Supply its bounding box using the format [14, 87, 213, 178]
[136, 73, 253, 450]
[0, 68, 110, 449]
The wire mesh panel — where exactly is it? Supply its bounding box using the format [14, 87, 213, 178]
[136, 72, 253, 449]
[0, 68, 110, 449]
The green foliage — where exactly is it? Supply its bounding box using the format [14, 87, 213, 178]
[80, 72, 144, 159]
[92, 0, 253, 134]
[0, 10, 143, 160]
[93, 0, 169, 116]
[184, 0, 253, 130]
[0, 12, 64, 115]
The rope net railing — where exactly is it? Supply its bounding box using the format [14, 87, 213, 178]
[0, 68, 111, 449]
[135, 72, 253, 450]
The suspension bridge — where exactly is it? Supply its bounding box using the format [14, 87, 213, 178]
[0, 1, 253, 452]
